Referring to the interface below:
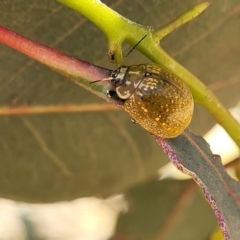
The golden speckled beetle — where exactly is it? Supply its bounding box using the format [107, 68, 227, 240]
[108, 63, 194, 138]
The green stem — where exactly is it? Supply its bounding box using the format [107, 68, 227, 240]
[57, 0, 146, 64]
[58, 0, 240, 148]
[153, 2, 210, 40]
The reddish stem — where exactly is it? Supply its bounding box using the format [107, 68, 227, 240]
[0, 25, 112, 98]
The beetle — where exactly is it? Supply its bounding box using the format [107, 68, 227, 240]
[106, 62, 194, 138]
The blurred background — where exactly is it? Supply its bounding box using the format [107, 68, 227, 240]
[0, 0, 240, 239]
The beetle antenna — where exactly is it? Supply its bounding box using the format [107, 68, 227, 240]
[125, 35, 147, 57]
[90, 77, 113, 84]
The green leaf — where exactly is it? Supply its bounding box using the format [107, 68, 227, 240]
[160, 129, 240, 239]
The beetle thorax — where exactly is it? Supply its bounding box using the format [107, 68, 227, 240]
[113, 66, 146, 100]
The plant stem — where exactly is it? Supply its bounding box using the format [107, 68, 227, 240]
[153, 2, 210, 40]
[58, 0, 240, 148]
[0, 25, 112, 102]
